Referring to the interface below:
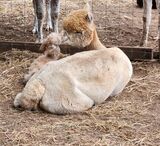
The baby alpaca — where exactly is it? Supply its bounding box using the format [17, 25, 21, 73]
[24, 32, 68, 83]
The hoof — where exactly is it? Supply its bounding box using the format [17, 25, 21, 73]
[32, 28, 37, 34]
[45, 25, 53, 32]
[35, 39, 43, 43]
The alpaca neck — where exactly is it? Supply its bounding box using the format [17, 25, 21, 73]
[84, 29, 106, 50]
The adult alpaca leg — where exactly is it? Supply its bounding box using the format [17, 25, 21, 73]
[140, 0, 152, 46]
[46, 0, 53, 31]
[32, 0, 38, 34]
[137, 0, 157, 9]
[50, 0, 60, 33]
[137, 0, 143, 8]
[32, 0, 45, 42]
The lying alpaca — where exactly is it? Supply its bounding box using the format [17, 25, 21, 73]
[24, 32, 68, 83]
[14, 5, 132, 114]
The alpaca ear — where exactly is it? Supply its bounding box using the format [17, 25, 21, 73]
[84, 1, 92, 12]
[39, 39, 47, 52]
[84, 1, 93, 23]
[60, 30, 69, 43]
[85, 12, 93, 23]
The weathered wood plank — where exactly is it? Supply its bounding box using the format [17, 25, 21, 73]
[0, 41, 41, 53]
[0, 41, 156, 60]
[153, 51, 160, 60]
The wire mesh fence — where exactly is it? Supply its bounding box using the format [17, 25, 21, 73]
[0, 0, 159, 50]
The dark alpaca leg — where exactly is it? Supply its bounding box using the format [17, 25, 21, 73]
[140, 0, 152, 46]
[137, 0, 157, 9]
[33, 0, 45, 42]
[50, 0, 60, 33]
[137, 0, 143, 8]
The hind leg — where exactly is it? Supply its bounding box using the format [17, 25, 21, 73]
[110, 78, 131, 97]
[63, 87, 95, 113]
[40, 87, 94, 114]
[110, 86, 125, 97]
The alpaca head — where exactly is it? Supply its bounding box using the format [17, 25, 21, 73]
[62, 4, 96, 48]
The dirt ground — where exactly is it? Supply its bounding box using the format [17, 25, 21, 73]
[0, 0, 160, 146]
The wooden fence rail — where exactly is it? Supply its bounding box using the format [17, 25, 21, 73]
[0, 41, 159, 61]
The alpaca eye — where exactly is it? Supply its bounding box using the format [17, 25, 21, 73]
[17, 104, 22, 109]
[76, 31, 82, 34]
